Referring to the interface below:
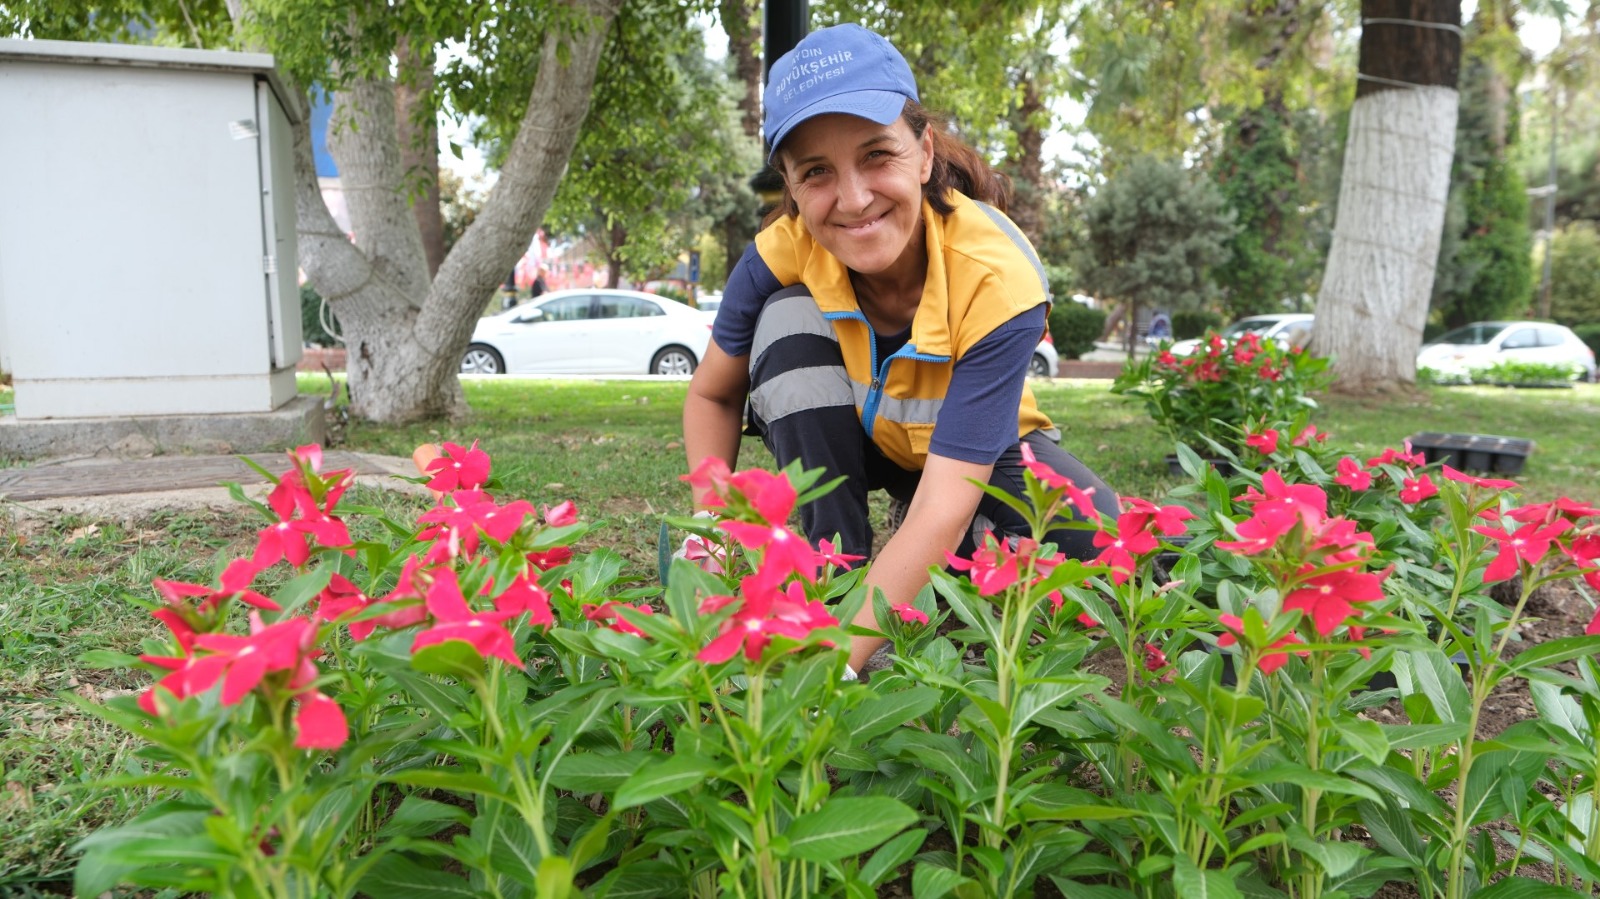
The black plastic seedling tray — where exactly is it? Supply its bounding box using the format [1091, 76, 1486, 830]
[1406, 432, 1533, 475]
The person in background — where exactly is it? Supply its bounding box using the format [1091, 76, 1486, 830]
[682, 23, 1120, 677]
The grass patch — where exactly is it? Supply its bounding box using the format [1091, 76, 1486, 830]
[2, 375, 1595, 888]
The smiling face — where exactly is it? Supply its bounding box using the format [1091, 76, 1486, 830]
[777, 113, 935, 281]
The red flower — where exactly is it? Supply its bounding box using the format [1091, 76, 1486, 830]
[1216, 613, 1307, 675]
[680, 457, 733, 508]
[1122, 498, 1196, 536]
[1400, 474, 1438, 504]
[293, 690, 348, 750]
[1440, 466, 1518, 491]
[817, 538, 864, 571]
[1283, 566, 1388, 636]
[153, 558, 279, 615]
[1215, 502, 1301, 555]
[1245, 429, 1280, 455]
[1366, 443, 1425, 469]
[493, 573, 554, 628]
[1020, 443, 1101, 520]
[1334, 457, 1371, 491]
[542, 500, 578, 527]
[1141, 643, 1169, 672]
[728, 469, 798, 526]
[697, 575, 837, 664]
[189, 615, 322, 705]
[1092, 512, 1160, 584]
[423, 441, 491, 493]
[719, 520, 819, 583]
[527, 546, 574, 570]
[946, 532, 1021, 596]
[313, 574, 375, 640]
[891, 602, 929, 625]
[1507, 498, 1600, 526]
[411, 569, 524, 669]
[584, 602, 655, 637]
[1292, 425, 1327, 447]
[1471, 519, 1573, 583]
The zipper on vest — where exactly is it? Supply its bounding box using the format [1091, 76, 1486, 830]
[861, 316, 883, 440]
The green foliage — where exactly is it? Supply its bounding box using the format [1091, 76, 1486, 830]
[299, 286, 341, 348]
[543, 10, 754, 286]
[1211, 106, 1327, 320]
[1545, 222, 1600, 326]
[1573, 323, 1600, 359]
[1070, 156, 1238, 317]
[1172, 309, 1224, 340]
[1048, 302, 1106, 360]
[1468, 358, 1586, 386]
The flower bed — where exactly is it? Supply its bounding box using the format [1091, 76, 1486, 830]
[76, 432, 1600, 898]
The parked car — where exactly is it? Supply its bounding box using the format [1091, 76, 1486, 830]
[1417, 321, 1596, 382]
[1030, 338, 1058, 378]
[1167, 313, 1315, 356]
[461, 289, 713, 376]
[694, 292, 723, 313]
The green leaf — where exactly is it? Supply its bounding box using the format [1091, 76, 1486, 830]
[377, 796, 472, 840]
[911, 861, 972, 899]
[1333, 717, 1390, 766]
[1380, 721, 1472, 751]
[612, 753, 719, 809]
[77, 649, 141, 669]
[1509, 635, 1600, 674]
[410, 639, 490, 680]
[1236, 765, 1381, 803]
[1355, 801, 1423, 865]
[1470, 876, 1587, 899]
[1173, 854, 1243, 899]
[1013, 677, 1102, 738]
[858, 829, 927, 887]
[546, 751, 652, 794]
[1530, 680, 1588, 741]
[358, 854, 480, 898]
[784, 796, 919, 862]
[842, 687, 940, 742]
[387, 768, 515, 804]
[1410, 647, 1471, 724]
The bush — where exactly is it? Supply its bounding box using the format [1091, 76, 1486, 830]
[1574, 323, 1600, 359]
[1049, 301, 1106, 360]
[654, 286, 691, 305]
[1469, 358, 1584, 387]
[1172, 310, 1224, 340]
[300, 285, 342, 347]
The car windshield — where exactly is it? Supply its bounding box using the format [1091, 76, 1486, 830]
[1221, 318, 1281, 338]
[1429, 323, 1502, 346]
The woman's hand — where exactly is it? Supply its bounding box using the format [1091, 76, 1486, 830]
[847, 454, 992, 671]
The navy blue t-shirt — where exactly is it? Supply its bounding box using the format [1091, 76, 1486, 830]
[712, 244, 1046, 466]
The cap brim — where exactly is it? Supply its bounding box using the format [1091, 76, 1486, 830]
[767, 90, 909, 164]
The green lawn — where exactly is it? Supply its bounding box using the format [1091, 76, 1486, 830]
[0, 374, 1595, 888]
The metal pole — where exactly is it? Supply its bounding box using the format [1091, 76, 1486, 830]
[749, 0, 809, 206]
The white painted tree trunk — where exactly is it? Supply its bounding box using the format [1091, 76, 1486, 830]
[290, 0, 622, 423]
[1312, 86, 1459, 391]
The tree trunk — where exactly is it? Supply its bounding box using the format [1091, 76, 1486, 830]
[717, 0, 762, 283]
[1312, 0, 1461, 392]
[295, 0, 623, 423]
[1008, 76, 1046, 244]
[396, 36, 445, 279]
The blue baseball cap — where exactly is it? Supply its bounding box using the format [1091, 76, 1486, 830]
[762, 23, 920, 163]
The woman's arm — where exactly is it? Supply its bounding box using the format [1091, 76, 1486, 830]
[846, 452, 991, 671]
[682, 338, 752, 509]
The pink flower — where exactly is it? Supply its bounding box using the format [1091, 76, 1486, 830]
[680, 457, 733, 508]
[527, 546, 574, 570]
[946, 533, 1021, 596]
[1366, 443, 1425, 469]
[1141, 643, 1169, 672]
[817, 538, 864, 571]
[411, 569, 524, 669]
[423, 441, 491, 493]
[189, 615, 322, 705]
[891, 602, 929, 625]
[1292, 425, 1327, 447]
[1092, 512, 1160, 584]
[1019, 443, 1100, 521]
[153, 558, 279, 614]
[1283, 566, 1388, 636]
[584, 602, 655, 637]
[493, 573, 554, 628]
[728, 469, 798, 526]
[313, 574, 375, 640]
[1334, 457, 1371, 491]
[1471, 519, 1573, 583]
[1400, 474, 1438, 505]
[1215, 503, 1301, 555]
[1440, 466, 1518, 491]
[1122, 498, 1195, 536]
[542, 500, 578, 527]
[293, 690, 348, 750]
[719, 519, 819, 583]
[1245, 429, 1280, 455]
[697, 576, 837, 664]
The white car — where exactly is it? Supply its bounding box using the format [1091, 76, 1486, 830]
[1167, 313, 1315, 356]
[1418, 321, 1596, 382]
[1030, 338, 1058, 378]
[461, 289, 713, 376]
